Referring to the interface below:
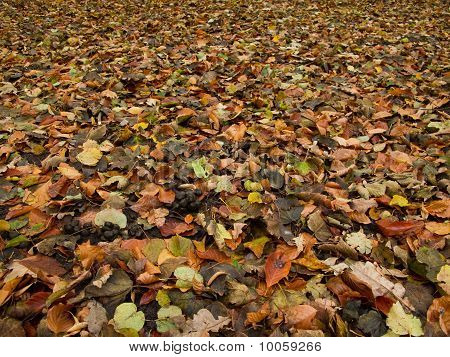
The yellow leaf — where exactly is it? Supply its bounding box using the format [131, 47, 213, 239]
[389, 195, 409, 207]
[386, 302, 423, 336]
[248, 192, 263, 203]
[128, 107, 143, 115]
[0, 220, 10, 231]
[244, 236, 269, 258]
[132, 122, 148, 130]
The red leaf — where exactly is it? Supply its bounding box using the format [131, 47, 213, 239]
[26, 292, 51, 313]
[376, 218, 424, 237]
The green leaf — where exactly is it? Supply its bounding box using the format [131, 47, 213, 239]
[9, 217, 29, 230]
[113, 303, 145, 333]
[143, 239, 166, 264]
[213, 175, 233, 193]
[167, 235, 193, 257]
[5, 235, 29, 248]
[157, 305, 182, 319]
[190, 157, 210, 178]
[174, 266, 204, 289]
[357, 310, 387, 337]
[416, 246, 445, 282]
[95, 208, 127, 229]
[156, 290, 171, 307]
[244, 180, 263, 192]
[386, 302, 423, 336]
[208, 221, 232, 249]
[294, 161, 311, 175]
[156, 319, 177, 333]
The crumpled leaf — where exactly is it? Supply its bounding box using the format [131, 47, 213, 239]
[86, 301, 108, 336]
[58, 162, 83, 180]
[248, 192, 263, 203]
[307, 210, 332, 241]
[415, 246, 445, 282]
[207, 221, 232, 249]
[357, 310, 388, 337]
[182, 308, 230, 336]
[345, 230, 372, 254]
[225, 279, 258, 306]
[47, 303, 75, 335]
[427, 296, 450, 335]
[348, 261, 405, 300]
[85, 269, 133, 314]
[190, 157, 211, 178]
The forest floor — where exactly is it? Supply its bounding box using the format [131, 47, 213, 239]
[0, 0, 449, 337]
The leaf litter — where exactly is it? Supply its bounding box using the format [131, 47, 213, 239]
[0, 0, 449, 337]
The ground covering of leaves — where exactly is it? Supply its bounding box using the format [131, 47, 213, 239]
[0, 0, 449, 337]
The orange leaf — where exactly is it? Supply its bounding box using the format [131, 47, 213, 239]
[197, 248, 231, 263]
[326, 276, 361, 305]
[47, 303, 74, 334]
[427, 296, 450, 335]
[158, 188, 175, 204]
[425, 200, 450, 218]
[223, 123, 247, 142]
[425, 222, 450, 235]
[264, 245, 298, 287]
[0, 277, 22, 306]
[284, 305, 317, 329]
[75, 242, 105, 269]
[176, 108, 196, 120]
[246, 302, 270, 325]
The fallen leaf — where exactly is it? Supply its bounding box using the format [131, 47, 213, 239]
[113, 302, 145, 333]
[47, 304, 75, 334]
[386, 301, 423, 336]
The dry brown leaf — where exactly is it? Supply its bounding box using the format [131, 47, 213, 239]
[47, 303, 75, 334]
